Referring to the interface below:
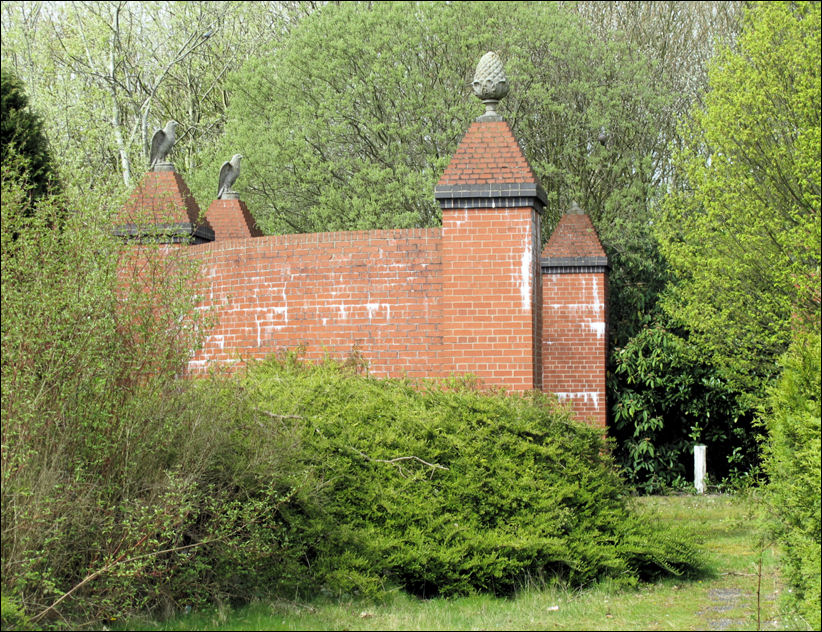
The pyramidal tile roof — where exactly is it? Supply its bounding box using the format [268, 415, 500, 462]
[437, 120, 539, 187]
[117, 170, 205, 227]
[542, 212, 606, 259]
[205, 198, 263, 240]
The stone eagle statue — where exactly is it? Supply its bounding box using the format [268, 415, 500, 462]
[149, 120, 178, 169]
[217, 153, 243, 199]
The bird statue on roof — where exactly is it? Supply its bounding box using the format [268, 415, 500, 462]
[217, 154, 243, 200]
[149, 120, 178, 170]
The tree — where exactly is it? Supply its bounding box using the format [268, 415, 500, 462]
[658, 1, 821, 395]
[0, 1, 303, 191]
[207, 1, 680, 237]
[0, 69, 59, 200]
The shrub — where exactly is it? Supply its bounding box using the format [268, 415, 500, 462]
[764, 332, 821, 629]
[245, 354, 703, 598]
[611, 325, 759, 493]
[1, 172, 321, 628]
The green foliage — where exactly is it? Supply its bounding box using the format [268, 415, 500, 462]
[1, 70, 59, 201]
[0, 1, 293, 191]
[764, 332, 821, 629]
[245, 355, 703, 598]
[1, 171, 322, 627]
[611, 325, 758, 493]
[208, 1, 675, 239]
[658, 1, 821, 395]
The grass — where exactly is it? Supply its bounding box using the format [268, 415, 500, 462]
[118, 494, 808, 631]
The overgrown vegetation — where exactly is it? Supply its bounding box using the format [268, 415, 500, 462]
[658, 1, 821, 396]
[610, 324, 758, 493]
[244, 355, 702, 599]
[0, 170, 319, 627]
[1, 2, 819, 628]
[763, 333, 821, 629]
[119, 496, 792, 632]
[1, 176, 705, 627]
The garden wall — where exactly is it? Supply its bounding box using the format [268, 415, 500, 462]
[118, 118, 609, 426]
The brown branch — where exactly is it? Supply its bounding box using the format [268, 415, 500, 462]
[350, 447, 449, 472]
[30, 537, 217, 624]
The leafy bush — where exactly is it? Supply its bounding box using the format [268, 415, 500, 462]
[246, 354, 703, 598]
[764, 332, 821, 629]
[1, 172, 321, 628]
[610, 324, 758, 493]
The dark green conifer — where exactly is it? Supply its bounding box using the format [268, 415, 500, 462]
[1, 69, 60, 201]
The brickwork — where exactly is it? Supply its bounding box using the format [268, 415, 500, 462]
[119, 171, 204, 226]
[441, 207, 541, 390]
[188, 229, 444, 379]
[204, 198, 263, 240]
[120, 119, 608, 426]
[541, 213, 609, 427]
[437, 121, 540, 187]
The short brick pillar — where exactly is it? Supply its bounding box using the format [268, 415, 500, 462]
[435, 120, 545, 391]
[204, 198, 263, 240]
[541, 207, 609, 427]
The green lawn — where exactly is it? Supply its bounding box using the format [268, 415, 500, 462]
[120, 495, 807, 631]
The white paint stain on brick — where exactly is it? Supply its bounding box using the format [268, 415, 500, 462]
[272, 305, 288, 328]
[591, 276, 602, 311]
[520, 238, 532, 311]
[586, 321, 606, 337]
[548, 304, 600, 310]
[367, 303, 389, 320]
[555, 391, 600, 409]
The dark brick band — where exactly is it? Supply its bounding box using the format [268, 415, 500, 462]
[435, 183, 547, 211]
[113, 222, 215, 244]
[437, 196, 544, 211]
[541, 256, 609, 274]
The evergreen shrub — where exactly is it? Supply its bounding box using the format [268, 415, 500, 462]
[611, 325, 758, 493]
[246, 354, 704, 598]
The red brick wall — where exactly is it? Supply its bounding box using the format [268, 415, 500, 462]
[441, 207, 541, 391]
[542, 271, 608, 427]
[120, 115, 609, 428]
[186, 229, 444, 378]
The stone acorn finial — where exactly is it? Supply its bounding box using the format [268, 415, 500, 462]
[472, 52, 509, 122]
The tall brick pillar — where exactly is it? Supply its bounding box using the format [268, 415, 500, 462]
[434, 53, 545, 391]
[541, 205, 609, 427]
[114, 169, 214, 243]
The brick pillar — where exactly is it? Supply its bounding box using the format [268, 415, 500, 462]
[435, 120, 545, 391]
[204, 197, 263, 240]
[114, 170, 213, 243]
[541, 207, 609, 427]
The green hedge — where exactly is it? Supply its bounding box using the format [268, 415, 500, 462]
[246, 354, 703, 598]
[764, 332, 821, 629]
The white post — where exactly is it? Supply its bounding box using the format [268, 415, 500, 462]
[694, 444, 707, 494]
